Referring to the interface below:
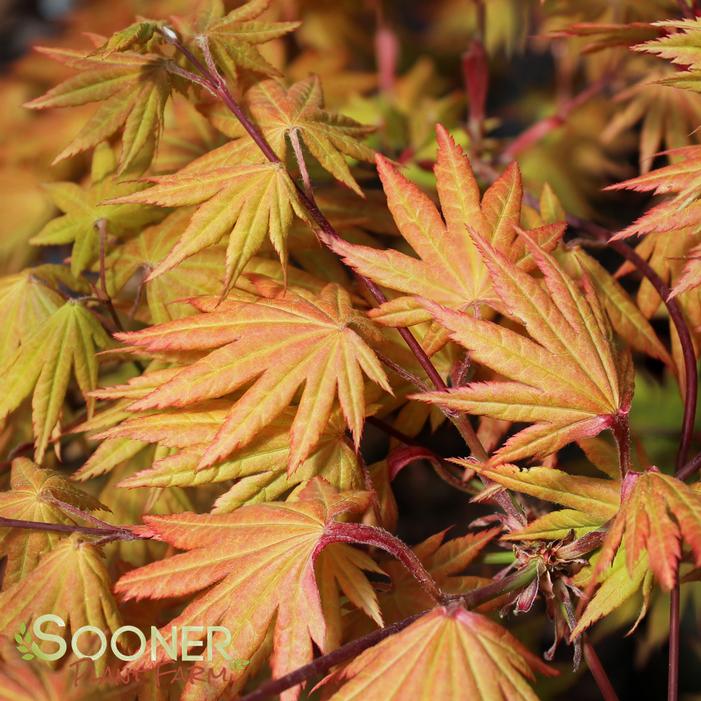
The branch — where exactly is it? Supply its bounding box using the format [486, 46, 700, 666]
[677, 450, 701, 481]
[160, 28, 493, 462]
[236, 563, 541, 701]
[0, 515, 142, 542]
[236, 612, 424, 701]
[584, 640, 620, 701]
[500, 76, 609, 162]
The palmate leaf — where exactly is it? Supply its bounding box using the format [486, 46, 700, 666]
[416, 231, 632, 464]
[0, 535, 122, 674]
[100, 208, 227, 323]
[325, 124, 565, 327]
[173, 0, 299, 83]
[208, 76, 375, 195]
[321, 605, 554, 701]
[31, 145, 162, 276]
[0, 301, 112, 462]
[557, 247, 672, 366]
[594, 468, 701, 591]
[25, 48, 176, 173]
[115, 480, 381, 701]
[114, 279, 390, 471]
[606, 146, 701, 300]
[80, 360, 364, 505]
[636, 18, 701, 74]
[104, 407, 364, 512]
[606, 145, 701, 237]
[109, 162, 307, 291]
[0, 458, 107, 588]
[0, 266, 67, 366]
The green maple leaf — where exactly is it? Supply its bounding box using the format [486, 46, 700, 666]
[30, 145, 162, 276]
[0, 301, 112, 462]
[174, 0, 300, 82]
[25, 48, 178, 173]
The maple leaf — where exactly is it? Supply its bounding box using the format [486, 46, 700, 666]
[572, 548, 653, 638]
[0, 266, 70, 366]
[0, 458, 107, 588]
[557, 247, 672, 366]
[115, 480, 381, 699]
[209, 75, 375, 195]
[100, 208, 227, 323]
[25, 48, 177, 173]
[593, 468, 701, 591]
[601, 68, 701, 174]
[415, 231, 632, 463]
[635, 18, 701, 75]
[605, 146, 701, 302]
[463, 462, 619, 541]
[324, 124, 565, 327]
[105, 408, 364, 512]
[173, 0, 300, 83]
[108, 161, 306, 290]
[114, 280, 391, 471]
[0, 535, 122, 674]
[30, 147, 162, 276]
[321, 604, 555, 701]
[606, 145, 701, 237]
[0, 300, 112, 461]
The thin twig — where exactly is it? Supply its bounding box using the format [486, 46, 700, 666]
[162, 28, 491, 453]
[500, 76, 609, 162]
[94, 218, 124, 333]
[0, 515, 142, 541]
[584, 640, 620, 701]
[677, 450, 701, 481]
[236, 612, 425, 701]
[236, 563, 542, 701]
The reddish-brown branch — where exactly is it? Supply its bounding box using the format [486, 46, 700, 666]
[236, 612, 424, 701]
[161, 27, 492, 467]
[610, 412, 632, 476]
[584, 640, 620, 701]
[0, 515, 141, 541]
[500, 77, 609, 162]
[236, 563, 541, 701]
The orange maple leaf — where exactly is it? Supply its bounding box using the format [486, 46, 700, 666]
[115, 479, 381, 700]
[115, 279, 391, 471]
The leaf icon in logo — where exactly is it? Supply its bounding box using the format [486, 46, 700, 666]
[14, 622, 35, 661]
